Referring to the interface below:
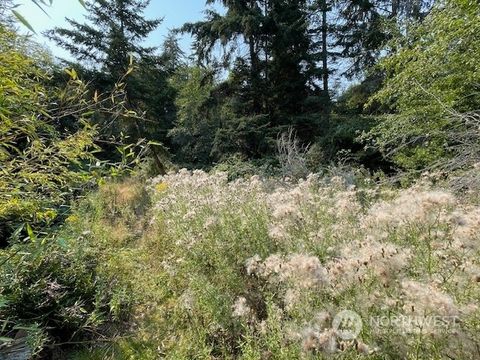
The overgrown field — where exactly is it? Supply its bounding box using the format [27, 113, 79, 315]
[65, 170, 480, 359]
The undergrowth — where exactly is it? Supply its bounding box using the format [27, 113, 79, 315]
[63, 170, 480, 359]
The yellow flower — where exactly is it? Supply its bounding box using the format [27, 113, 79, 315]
[66, 214, 79, 223]
[156, 182, 168, 192]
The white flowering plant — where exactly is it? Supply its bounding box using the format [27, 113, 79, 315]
[67, 169, 480, 359]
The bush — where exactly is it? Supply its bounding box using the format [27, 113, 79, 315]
[0, 234, 131, 356]
[309, 115, 390, 172]
[212, 153, 278, 180]
[0, 177, 151, 356]
[0, 24, 143, 357]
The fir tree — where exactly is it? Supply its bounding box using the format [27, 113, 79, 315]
[46, 0, 177, 172]
[46, 0, 161, 80]
[182, 0, 324, 155]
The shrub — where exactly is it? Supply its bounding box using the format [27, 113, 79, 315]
[0, 24, 136, 243]
[0, 233, 131, 356]
[212, 153, 278, 180]
[0, 24, 144, 357]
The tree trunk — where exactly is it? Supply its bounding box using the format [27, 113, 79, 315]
[321, 0, 329, 96]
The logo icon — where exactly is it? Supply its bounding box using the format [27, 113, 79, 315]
[333, 310, 363, 340]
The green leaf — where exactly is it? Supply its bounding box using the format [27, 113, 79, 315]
[78, 0, 86, 9]
[12, 10, 36, 33]
[57, 238, 68, 249]
[65, 68, 78, 80]
[13, 325, 41, 332]
[30, 0, 50, 17]
[0, 296, 9, 309]
[10, 223, 25, 241]
[26, 223, 36, 242]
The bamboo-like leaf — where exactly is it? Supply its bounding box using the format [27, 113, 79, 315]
[30, 0, 50, 17]
[11, 224, 25, 241]
[65, 68, 78, 80]
[26, 223, 36, 242]
[12, 10, 36, 33]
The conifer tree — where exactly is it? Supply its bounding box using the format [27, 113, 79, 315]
[334, 0, 435, 77]
[46, 0, 160, 80]
[182, 0, 323, 153]
[46, 0, 177, 172]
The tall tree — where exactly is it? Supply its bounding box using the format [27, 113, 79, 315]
[182, 0, 324, 156]
[46, 0, 160, 80]
[334, 0, 435, 77]
[46, 0, 177, 172]
[307, 0, 335, 102]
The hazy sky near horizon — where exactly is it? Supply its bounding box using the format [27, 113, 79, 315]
[17, 0, 220, 61]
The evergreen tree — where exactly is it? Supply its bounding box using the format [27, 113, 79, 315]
[334, 0, 435, 77]
[46, 0, 179, 171]
[267, 0, 313, 117]
[181, 0, 325, 159]
[46, 0, 160, 80]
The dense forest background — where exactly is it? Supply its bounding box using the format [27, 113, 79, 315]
[3, 0, 479, 180]
[1, 0, 479, 358]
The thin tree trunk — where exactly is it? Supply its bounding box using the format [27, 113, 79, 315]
[392, 0, 400, 17]
[321, 0, 329, 96]
[249, 0, 260, 112]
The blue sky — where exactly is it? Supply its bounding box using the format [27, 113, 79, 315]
[17, 0, 221, 60]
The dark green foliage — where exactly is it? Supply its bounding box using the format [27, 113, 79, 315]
[336, 71, 385, 115]
[212, 153, 278, 179]
[334, 0, 435, 77]
[314, 115, 392, 171]
[212, 114, 273, 160]
[0, 237, 129, 354]
[45, 0, 160, 79]
[178, 0, 329, 163]
[168, 66, 220, 166]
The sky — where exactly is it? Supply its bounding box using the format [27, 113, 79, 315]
[16, 0, 220, 61]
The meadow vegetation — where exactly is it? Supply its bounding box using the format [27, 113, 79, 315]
[64, 170, 480, 359]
